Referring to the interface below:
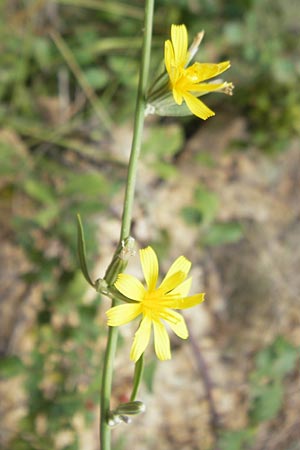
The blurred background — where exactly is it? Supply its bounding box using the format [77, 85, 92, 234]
[1, 0, 300, 449]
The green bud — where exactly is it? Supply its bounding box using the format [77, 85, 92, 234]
[114, 401, 146, 415]
[104, 236, 135, 286]
[107, 401, 146, 427]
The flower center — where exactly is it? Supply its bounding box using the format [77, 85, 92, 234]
[142, 290, 161, 308]
[141, 289, 181, 322]
[170, 64, 200, 95]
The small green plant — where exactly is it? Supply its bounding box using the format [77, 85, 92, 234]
[181, 184, 243, 246]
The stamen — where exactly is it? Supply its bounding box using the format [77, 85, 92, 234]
[223, 82, 234, 96]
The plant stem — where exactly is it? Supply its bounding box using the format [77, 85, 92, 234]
[120, 0, 155, 241]
[99, 0, 155, 448]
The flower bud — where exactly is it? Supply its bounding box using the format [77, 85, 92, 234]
[114, 401, 146, 415]
[107, 401, 146, 427]
[104, 236, 135, 286]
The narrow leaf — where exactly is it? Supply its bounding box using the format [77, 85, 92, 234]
[76, 213, 94, 287]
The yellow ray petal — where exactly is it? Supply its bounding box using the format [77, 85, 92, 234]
[115, 273, 145, 301]
[172, 86, 183, 105]
[164, 40, 174, 74]
[106, 303, 142, 326]
[159, 270, 186, 294]
[164, 255, 191, 280]
[176, 292, 205, 309]
[153, 320, 171, 360]
[139, 246, 159, 292]
[160, 308, 181, 324]
[171, 24, 188, 67]
[191, 61, 231, 82]
[190, 82, 228, 94]
[130, 315, 152, 362]
[164, 310, 188, 339]
[183, 92, 215, 120]
[171, 277, 192, 297]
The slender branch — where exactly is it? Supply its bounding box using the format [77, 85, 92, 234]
[99, 1, 155, 448]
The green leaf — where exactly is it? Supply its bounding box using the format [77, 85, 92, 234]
[250, 380, 284, 423]
[181, 186, 219, 226]
[203, 222, 243, 246]
[33, 37, 53, 69]
[23, 179, 55, 205]
[151, 161, 178, 179]
[83, 67, 109, 89]
[0, 355, 24, 378]
[195, 152, 216, 167]
[181, 206, 203, 225]
[194, 186, 219, 225]
[63, 172, 109, 198]
[218, 429, 255, 450]
[143, 124, 184, 158]
[76, 214, 94, 287]
[0, 139, 28, 177]
[255, 336, 298, 379]
[271, 337, 299, 377]
[34, 204, 60, 228]
[194, 186, 219, 224]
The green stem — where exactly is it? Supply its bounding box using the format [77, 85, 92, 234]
[99, 0, 155, 448]
[120, 0, 155, 241]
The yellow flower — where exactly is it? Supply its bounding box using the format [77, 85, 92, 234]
[106, 246, 205, 362]
[164, 24, 233, 119]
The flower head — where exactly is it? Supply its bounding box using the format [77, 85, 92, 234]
[164, 24, 233, 119]
[106, 246, 205, 362]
